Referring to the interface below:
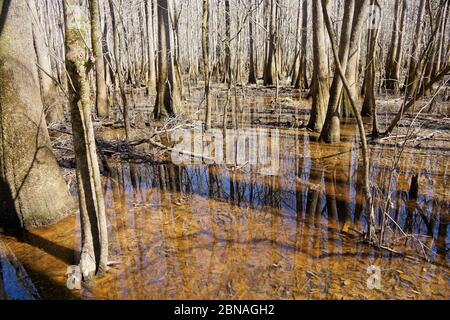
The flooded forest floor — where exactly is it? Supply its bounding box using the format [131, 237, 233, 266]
[1, 84, 449, 300]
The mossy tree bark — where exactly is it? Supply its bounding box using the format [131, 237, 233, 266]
[0, 0, 72, 230]
[63, 0, 108, 280]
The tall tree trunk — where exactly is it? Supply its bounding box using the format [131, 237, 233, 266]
[154, 0, 183, 119]
[341, 0, 370, 117]
[223, 0, 232, 85]
[361, 2, 382, 120]
[145, 0, 157, 95]
[294, 0, 309, 89]
[291, 0, 301, 86]
[0, 0, 72, 230]
[202, 0, 211, 129]
[319, 0, 355, 143]
[90, 0, 109, 118]
[383, 0, 403, 92]
[248, 0, 257, 85]
[63, 0, 108, 280]
[322, 1, 376, 244]
[405, 0, 426, 97]
[29, 0, 64, 124]
[264, 0, 277, 86]
[108, 0, 131, 141]
[307, 0, 329, 131]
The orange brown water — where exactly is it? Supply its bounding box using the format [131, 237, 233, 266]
[1, 102, 449, 300]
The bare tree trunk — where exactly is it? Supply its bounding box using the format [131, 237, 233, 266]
[264, 0, 277, 86]
[361, 3, 382, 120]
[405, 0, 426, 97]
[154, 0, 183, 119]
[294, 0, 309, 89]
[307, 0, 329, 131]
[342, 0, 370, 117]
[145, 0, 157, 95]
[0, 0, 72, 230]
[223, 0, 232, 85]
[383, 0, 404, 92]
[90, 0, 109, 118]
[248, 0, 257, 85]
[108, 0, 131, 141]
[291, 0, 301, 86]
[322, 1, 376, 244]
[202, 0, 212, 129]
[63, 0, 108, 280]
[29, 0, 64, 124]
[319, 0, 355, 143]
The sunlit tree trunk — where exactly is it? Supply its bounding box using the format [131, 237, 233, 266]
[405, 0, 426, 97]
[264, 0, 277, 86]
[0, 0, 72, 229]
[29, 0, 64, 124]
[63, 0, 108, 280]
[248, 0, 257, 85]
[294, 0, 309, 90]
[154, 0, 183, 119]
[223, 0, 232, 85]
[108, 0, 131, 141]
[383, 0, 404, 93]
[202, 0, 211, 129]
[145, 0, 157, 95]
[90, 0, 109, 118]
[361, 2, 382, 120]
[319, 0, 354, 143]
[307, 0, 329, 131]
[341, 0, 370, 117]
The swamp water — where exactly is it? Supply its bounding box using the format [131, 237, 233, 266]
[1, 96, 449, 300]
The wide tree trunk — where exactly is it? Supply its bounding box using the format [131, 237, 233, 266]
[341, 0, 370, 117]
[307, 0, 329, 131]
[319, 0, 355, 143]
[154, 0, 183, 119]
[0, 0, 72, 230]
[63, 0, 108, 280]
